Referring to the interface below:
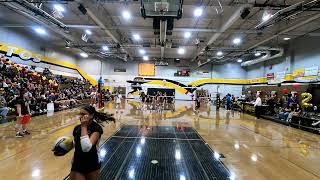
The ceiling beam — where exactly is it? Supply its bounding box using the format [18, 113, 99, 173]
[3, 24, 318, 36]
[245, 12, 320, 51]
[80, 2, 132, 61]
[191, 4, 253, 62]
[92, 0, 309, 7]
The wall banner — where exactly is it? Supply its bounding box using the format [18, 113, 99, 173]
[138, 63, 155, 76]
[268, 71, 286, 84]
[276, 71, 286, 79]
[266, 73, 275, 80]
[0, 42, 42, 63]
[292, 67, 318, 82]
[293, 68, 305, 78]
[305, 66, 318, 76]
[114, 68, 126, 72]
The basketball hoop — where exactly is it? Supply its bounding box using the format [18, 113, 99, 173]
[141, 0, 181, 18]
[155, 2, 169, 13]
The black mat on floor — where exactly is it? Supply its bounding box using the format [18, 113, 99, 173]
[98, 125, 230, 180]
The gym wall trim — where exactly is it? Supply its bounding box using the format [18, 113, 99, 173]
[0, 41, 302, 91]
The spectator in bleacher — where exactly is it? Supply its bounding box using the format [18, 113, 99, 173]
[231, 94, 236, 110]
[278, 104, 292, 121]
[0, 88, 9, 122]
[287, 94, 296, 106]
[286, 104, 301, 122]
[0, 60, 92, 123]
[267, 94, 276, 115]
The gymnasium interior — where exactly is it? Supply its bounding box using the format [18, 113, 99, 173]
[0, 0, 320, 179]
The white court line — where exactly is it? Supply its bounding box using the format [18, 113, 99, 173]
[111, 135, 202, 141]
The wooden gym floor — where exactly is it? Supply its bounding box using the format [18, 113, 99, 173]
[0, 100, 319, 180]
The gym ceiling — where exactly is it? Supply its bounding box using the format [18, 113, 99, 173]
[1, 0, 320, 67]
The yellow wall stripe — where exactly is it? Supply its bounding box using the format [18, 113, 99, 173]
[188, 77, 268, 87]
[2, 41, 314, 94]
[146, 80, 188, 94]
[284, 74, 294, 81]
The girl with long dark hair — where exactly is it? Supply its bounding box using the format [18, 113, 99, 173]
[70, 105, 115, 180]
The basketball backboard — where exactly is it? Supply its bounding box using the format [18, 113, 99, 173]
[141, 0, 183, 19]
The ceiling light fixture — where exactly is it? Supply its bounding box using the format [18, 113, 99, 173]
[139, 49, 146, 55]
[216, 51, 223, 56]
[122, 10, 131, 19]
[80, 52, 88, 58]
[255, 52, 261, 56]
[194, 8, 203, 17]
[85, 29, 92, 35]
[262, 14, 271, 22]
[143, 56, 149, 61]
[237, 59, 243, 63]
[233, 38, 241, 45]
[178, 48, 185, 55]
[102, 46, 109, 51]
[53, 4, 65, 12]
[133, 34, 140, 40]
[283, 37, 291, 41]
[34, 27, 46, 35]
[184, 32, 191, 38]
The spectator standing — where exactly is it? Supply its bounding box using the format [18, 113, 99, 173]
[14, 88, 32, 138]
[254, 92, 262, 119]
[226, 94, 231, 111]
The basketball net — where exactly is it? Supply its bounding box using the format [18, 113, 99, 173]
[155, 2, 169, 13]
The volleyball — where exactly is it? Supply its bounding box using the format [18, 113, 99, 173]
[52, 136, 74, 156]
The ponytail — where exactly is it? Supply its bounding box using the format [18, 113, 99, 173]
[93, 111, 115, 125]
[83, 105, 115, 125]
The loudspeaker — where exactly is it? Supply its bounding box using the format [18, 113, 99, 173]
[240, 8, 250, 19]
[153, 18, 160, 30]
[166, 18, 174, 30]
[78, 4, 87, 15]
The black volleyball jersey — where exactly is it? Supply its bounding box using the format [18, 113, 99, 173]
[72, 121, 103, 165]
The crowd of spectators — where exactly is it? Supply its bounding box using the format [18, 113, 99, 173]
[0, 58, 92, 123]
[241, 91, 303, 122]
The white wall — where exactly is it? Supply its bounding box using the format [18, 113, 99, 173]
[212, 63, 246, 79]
[0, 27, 79, 75]
[77, 58, 246, 79]
[292, 37, 320, 68]
[245, 36, 320, 79]
[81, 59, 246, 99]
